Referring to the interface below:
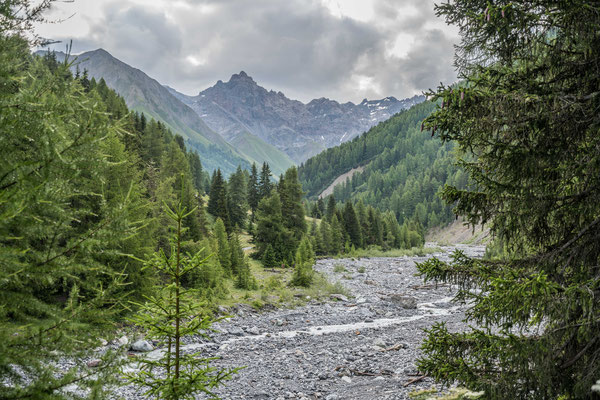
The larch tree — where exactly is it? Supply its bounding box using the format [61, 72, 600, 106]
[416, 1, 600, 398]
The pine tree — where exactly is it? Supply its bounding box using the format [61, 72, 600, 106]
[417, 2, 600, 398]
[279, 167, 307, 252]
[329, 214, 343, 255]
[126, 189, 237, 399]
[290, 236, 315, 287]
[261, 244, 278, 269]
[213, 218, 231, 277]
[248, 163, 260, 218]
[207, 169, 231, 232]
[227, 166, 248, 231]
[254, 192, 288, 262]
[259, 162, 273, 199]
[343, 201, 362, 248]
[325, 195, 336, 221]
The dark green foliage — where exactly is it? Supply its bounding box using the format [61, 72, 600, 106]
[259, 162, 273, 199]
[213, 218, 231, 277]
[248, 163, 260, 218]
[298, 99, 463, 232]
[126, 192, 237, 399]
[278, 166, 307, 252]
[416, 1, 600, 399]
[207, 169, 231, 232]
[261, 244, 278, 269]
[342, 201, 362, 248]
[227, 166, 248, 231]
[254, 191, 288, 262]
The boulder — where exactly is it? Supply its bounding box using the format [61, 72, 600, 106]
[389, 294, 417, 309]
[130, 340, 154, 352]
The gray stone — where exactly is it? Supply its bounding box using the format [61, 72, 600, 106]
[246, 326, 260, 335]
[372, 338, 386, 348]
[389, 294, 418, 309]
[341, 376, 352, 383]
[330, 294, 348, 302]
[116, 335, 129, 347]
[87, 359, 102, 368]
[130, 340, 153, 352]
[228, 326, 245, 336]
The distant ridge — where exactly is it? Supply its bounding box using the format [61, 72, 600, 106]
[34, 48, 249, 174]
[168, 72, 424, 163]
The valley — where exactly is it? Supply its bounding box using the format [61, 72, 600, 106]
[112, 244, 484, 399]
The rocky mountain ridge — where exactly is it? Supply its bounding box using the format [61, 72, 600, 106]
[169, 71, 424, 163]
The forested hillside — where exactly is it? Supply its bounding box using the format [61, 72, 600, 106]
[299, 100, 466, 229]
[37, 49, 250, 175]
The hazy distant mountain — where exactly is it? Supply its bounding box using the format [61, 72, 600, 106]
[34, 48, 252, 174]
[168, 71, 424, 163]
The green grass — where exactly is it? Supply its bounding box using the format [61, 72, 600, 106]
[333, 264, 347, 273]
[409, 388, 484, 400]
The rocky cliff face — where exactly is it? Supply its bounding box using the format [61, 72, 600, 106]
[169, 72, 424, 163]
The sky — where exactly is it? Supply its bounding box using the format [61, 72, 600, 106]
[35, 0, 460, 104]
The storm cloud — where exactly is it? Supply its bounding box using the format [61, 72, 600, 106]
[37, 0, 459, 103]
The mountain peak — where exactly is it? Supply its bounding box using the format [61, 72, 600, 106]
[229, 70, 255, 83]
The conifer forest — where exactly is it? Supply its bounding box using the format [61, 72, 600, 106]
[1, 0, 599, 399]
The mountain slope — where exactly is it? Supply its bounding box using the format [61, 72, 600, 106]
[169, 72, 424, 163]
[298, 100, 467, 229]
[39, 49, 248, 174]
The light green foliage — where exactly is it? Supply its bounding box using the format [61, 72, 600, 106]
[290, 236, 315, 287]
[126, 192, 237, 399]
[0, 32, 140, 397]
[333, 264, 347, 273]
[416, 1, 600, 398]
[213, 218, 231, 276]
[254, 191, 289, 262]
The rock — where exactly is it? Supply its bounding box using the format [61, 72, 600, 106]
[325, 395, 339, 400]
[364, 280, 377, 285]
[217, 305, 229, 315]
[356, 297, 367, 304]
[87, 359, 102, 368]
[373, 376, 385, 381]
[228, 326, 245, 336]
[341, 376, 352, 384]
[330, 294, 348, 302]
[246, 326, 260, 335]
[372, 338, 386, 348]
[98, 338, 108, 346]
[116, 335, 129, 347]
[130, 340, 153, 352]
[389, 294, 417, 309]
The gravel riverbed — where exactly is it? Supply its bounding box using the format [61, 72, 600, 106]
[116, 245, 485, 400]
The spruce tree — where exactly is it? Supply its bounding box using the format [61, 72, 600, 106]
[417, 1, 600, 398]
[227, 165, 248, 230]
[259, 162, 273, 199]
[343, 201, 362, 248]
[248, 163, 260, 218]
[279, 167, 307, 252]
[127, 188, 237, 399]
[325, 195, 336, 221]
[213, 218, 231, 277]
[207, 169, 230, 232]
[254, 192, 288, 262]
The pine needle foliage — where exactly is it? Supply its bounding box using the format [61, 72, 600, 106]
[126, 184, 238, 399]
[417, 1, 600, 398]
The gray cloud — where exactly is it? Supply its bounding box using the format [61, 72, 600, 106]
[42, 0, 458, 103]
